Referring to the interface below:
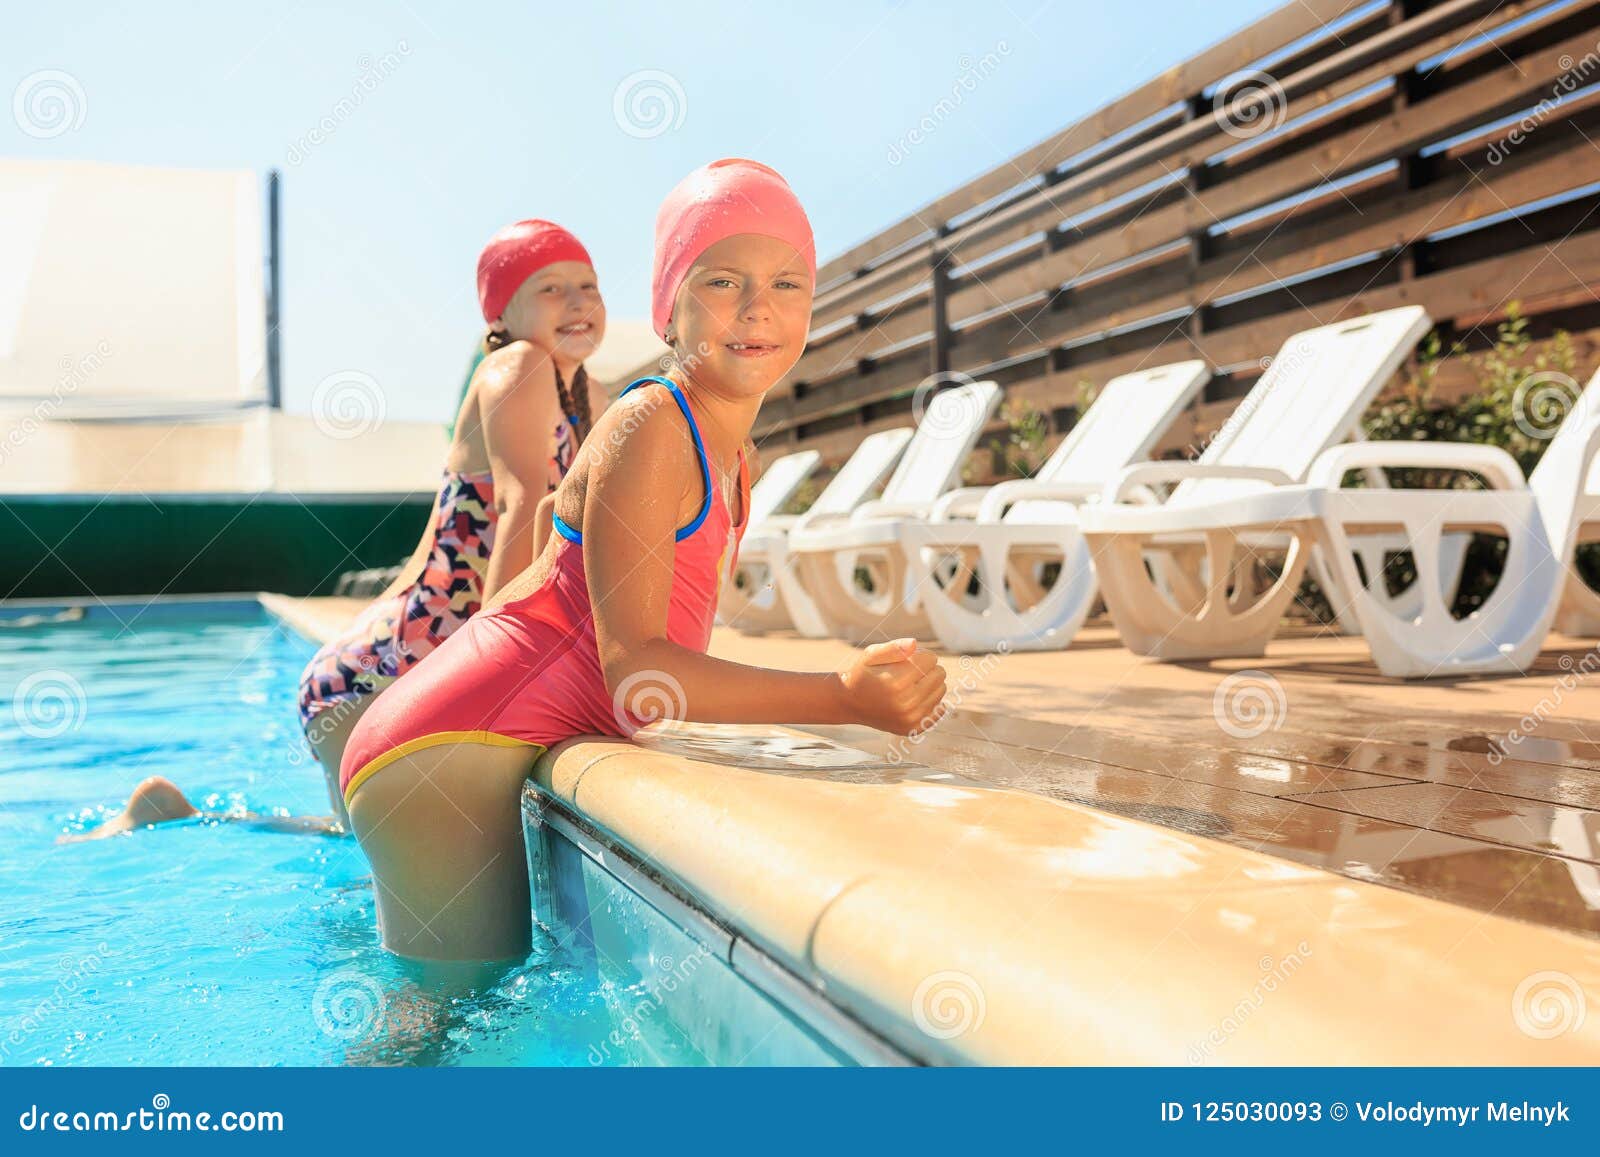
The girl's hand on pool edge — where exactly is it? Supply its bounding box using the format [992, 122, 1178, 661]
[836, 638, 948, 737]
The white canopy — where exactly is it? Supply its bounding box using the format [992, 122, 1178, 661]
[0, 157, 266, 417]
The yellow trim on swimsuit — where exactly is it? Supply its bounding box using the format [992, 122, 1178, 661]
[343, 730, 545, 806]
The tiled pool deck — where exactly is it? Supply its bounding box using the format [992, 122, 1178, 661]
[705, 624, 1600, 942]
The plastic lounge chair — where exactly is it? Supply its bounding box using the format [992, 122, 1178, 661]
[869, 361, 1212, 652]
[744, 450, 822, 533]
[1302, 363, 1600, 671]
[785, 379, 1004, 642]
[721, 428, 913, 636]
[1081, 307, 1599, 677]
[1540, 372, 1600, 637]
[1290, 432, 1594, 678]
[713, 449, 820, 628]
[1077, 306, 1431, 664]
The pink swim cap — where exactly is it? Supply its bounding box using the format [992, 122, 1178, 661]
[651, 158, 816, 341]
[477, 219, 594, 324]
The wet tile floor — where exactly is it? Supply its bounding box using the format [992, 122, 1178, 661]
[700, 625, 1600, 941]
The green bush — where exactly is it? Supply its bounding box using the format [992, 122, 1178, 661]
[1362, 306, 1580, 476]
[964, 396, 1050, 484]
[778, 473, 825, 516]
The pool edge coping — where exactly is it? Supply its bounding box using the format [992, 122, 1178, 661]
[530, 737, 1600, 1065]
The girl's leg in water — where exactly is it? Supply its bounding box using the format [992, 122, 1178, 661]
[56, 776, 198, 842]
[58, 778, 345, 844]
[347, 740, 540, 962]
[116, 776, 198, 826]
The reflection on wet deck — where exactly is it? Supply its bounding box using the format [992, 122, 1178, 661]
[678, 626, 1600, 942]
[641, 711, 1600, 940]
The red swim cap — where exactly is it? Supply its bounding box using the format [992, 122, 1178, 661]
[652, 158, 816, 341]
[476, 219, 594, 324]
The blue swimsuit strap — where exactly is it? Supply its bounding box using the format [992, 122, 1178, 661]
[552, 376, 715, 545]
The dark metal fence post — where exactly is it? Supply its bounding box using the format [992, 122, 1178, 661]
[266, 169, 282, 409]
[930, 240, 952, 375]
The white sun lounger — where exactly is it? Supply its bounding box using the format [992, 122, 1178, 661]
[745, 450, 822, 533]
[850, 361, 1212, 652]
[721, 428, 913, 636]
[1081, 308, 1600, 677]
[1541, 372, 1600, 637]
[1250, 368, 1600, 677]
[785, 379, 1004, 642]
[713, 449, 820, 629]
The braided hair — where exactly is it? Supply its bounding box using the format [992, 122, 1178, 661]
[484, 328, 592, 445]
[554, 363, 593, 446]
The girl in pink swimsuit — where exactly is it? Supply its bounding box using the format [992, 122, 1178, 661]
[341, 159, 949, 964]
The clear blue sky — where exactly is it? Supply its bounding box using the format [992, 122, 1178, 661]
[4, 0, 1283, 421]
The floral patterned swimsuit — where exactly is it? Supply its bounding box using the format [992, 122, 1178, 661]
[297, 415, 578, 731]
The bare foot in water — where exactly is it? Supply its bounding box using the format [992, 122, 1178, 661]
[59, 776, 343, 843]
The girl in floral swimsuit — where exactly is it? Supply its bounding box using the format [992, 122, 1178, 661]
[295, 219, 610, 826]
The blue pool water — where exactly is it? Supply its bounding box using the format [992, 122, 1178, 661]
[0, 601, 725, 1066]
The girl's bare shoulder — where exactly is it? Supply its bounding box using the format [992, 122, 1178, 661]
[475, 340, 555, 400]
[588, 381, 698, 478]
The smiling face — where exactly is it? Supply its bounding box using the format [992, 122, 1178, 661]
[500, 260, 606, 365]
[669, 233, 813, 399]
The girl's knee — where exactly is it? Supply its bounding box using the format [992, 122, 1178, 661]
[124, 777, 198, 826]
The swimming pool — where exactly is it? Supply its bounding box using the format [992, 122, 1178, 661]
[0, 598, 852, 1066]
